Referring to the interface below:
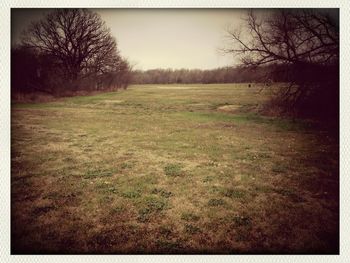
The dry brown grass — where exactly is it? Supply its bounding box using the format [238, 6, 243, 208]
[11, 84, 338, 254]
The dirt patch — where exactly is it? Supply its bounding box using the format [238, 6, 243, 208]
[101, 100, 124, 104]
[217, 104, 240, 113]
[156, 86, 193, 90]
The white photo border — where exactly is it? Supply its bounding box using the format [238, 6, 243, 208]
[1, 1, 349, 262]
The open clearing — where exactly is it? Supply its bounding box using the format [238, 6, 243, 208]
[11, 83, 339, 253]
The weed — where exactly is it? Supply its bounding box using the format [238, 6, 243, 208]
[184, 224, 201, 234]
[99, 195, 113, 204]
[151, 188, 172, 198]
[111, 206, 125, 214]
[137, 207, 152, 222]
[223, 188, 246, 199]
[181, 212, 200, 222]
[103, 186, 118, 194]
[253, 185, 273, 193]
[203, 176, 214, 182]
[258, 152, 272, 158]
[144, 196, 167, 211]
[208, 198, 225, 206]
[95, 181, 118, 194]
[164, 163, 183, 176]
[209, 186, 222, 194]
[137, 196, 168, 222]
[120, 162, 134, 170]
[122, 190, 141, 199]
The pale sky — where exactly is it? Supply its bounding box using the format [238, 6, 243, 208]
[11, 9, 244, 70]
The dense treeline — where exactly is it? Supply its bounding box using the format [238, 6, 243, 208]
[131, 66, 274, 84]
[12, 9, 131, 99]
[11, 45, 131, 97]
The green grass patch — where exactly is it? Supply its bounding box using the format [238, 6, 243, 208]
[122, 189, 141, 199]
[83, 168, 117, 179]
[164, 163, 183, 176]
[137, 208, 153, 222]
[137, 196, 168, 222]
[143, 196, 168, 211]
[111, 205, 126, 214]
[222, 188, 247, 199]
[184, 224, 201, 234]
[151, 188, 172, 198]
[207, 198, 225, 206]
[95, 182, 118, 194]
[181, 212, 200, 222]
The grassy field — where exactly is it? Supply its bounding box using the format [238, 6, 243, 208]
[11, 83, 339, 254]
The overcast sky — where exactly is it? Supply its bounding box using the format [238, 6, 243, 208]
[11, 8, 338, 70]
[12, 9, 245, 70]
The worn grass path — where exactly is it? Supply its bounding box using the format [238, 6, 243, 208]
[11, 84, 339, 253]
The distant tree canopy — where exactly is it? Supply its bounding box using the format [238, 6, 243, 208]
[12, 9, 131, 97]
[131, 66, 274, 84]
[223, 9, 339, 119]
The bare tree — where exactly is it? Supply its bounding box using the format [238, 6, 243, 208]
[22, 9, 123, 91]
[223, 9, 339, 116]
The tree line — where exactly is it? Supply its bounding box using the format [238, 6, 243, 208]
[131, 66, 274, 84]
[12, 9, 132, 98]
